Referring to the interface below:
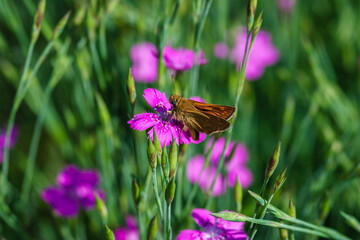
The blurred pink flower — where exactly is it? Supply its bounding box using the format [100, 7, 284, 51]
[0, 125, 18, 163]
[177, 208, 247, 240]
[130, 42, 158, 83]
[115, 216, 139, 240]
[186, 137, 252, 196]
[128, 88, 206, 148]
[41, 165, 105, 218]
[230, 29, 279, 80]
[214, 42, 229, 59]
[277, 0, 296, 13]
[163, 46, 207, 71]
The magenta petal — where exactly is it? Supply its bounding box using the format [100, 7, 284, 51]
[125, 216, 138, 229]
[130, 42, 158, 83]
[79, 169, 100, 187]
[214, 42, 229, 59]
[186, 155, 205, 183]
[191, 208, 216, 228]
[210, 137, 226, 165]
[41, 187, 79, 218]
[148, 123, 174, 148]
[114, 227, 139, 240]
[177, 230, 207, 240]
[75, 183, 96, 209]
[163, 46, 194, 71]
[229, 144, 249, 165]
[143, 88, 172, 112]
[227, 167, 253, 188]
[56, 165, 81, 188]
[128, 113, 159, 131]
[0, 125, 18, 149]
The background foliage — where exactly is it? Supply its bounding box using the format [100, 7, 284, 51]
[0, 0, 360, 239]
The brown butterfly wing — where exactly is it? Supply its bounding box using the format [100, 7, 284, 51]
[186, 100, 235, 120]
[183, 110, 231, 140]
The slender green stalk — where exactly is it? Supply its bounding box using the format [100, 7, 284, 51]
[152, 169, 163, 219]
[20, 59, 67, 206]
[189, 0, 212, 97]
[249, 194, 275, 240]
[167, 204, 172, 240]
[1, 40, 36, 198]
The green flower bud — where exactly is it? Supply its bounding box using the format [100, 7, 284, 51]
[252, 10, 263, 40]
[289, 198, 296, 219]
[165, 178, 176, 205]
[95, 193, 108, 222]
[32, 0, 46, 42]
[104, 225, 115, 240]
[147, 214, 158, 240]
[279, 220, 289, 240]
[265, 141, 281, 180]
[161, 146, 169, 179]
[153, 130, 162, 160]
[246, 0, 257, 32]
[52, 11, 71, 40]
[147, 138, 157, 169]
[169, 142, 178, 179]
[273, 168, 287, 193]
[234, 176, 243, 212]
[132, 176, 140, 207]
[127, 67, 137, 107]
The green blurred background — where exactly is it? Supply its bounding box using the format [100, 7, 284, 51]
[0, 0, 360, 239]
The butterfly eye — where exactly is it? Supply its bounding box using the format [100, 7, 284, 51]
[170, 99, 176, 105]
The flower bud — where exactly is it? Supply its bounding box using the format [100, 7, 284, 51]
[165, 178, 176, 205]
[247, 0, 257, 32]
[161, 146, 169, 179]
[147, 138, 157, 169]
[169, 142, 178, 179]
[289, 198, 296, 219]
[95, 193, 108, 222]
[279, 220, 289, 240]
[234, 176, 243, 212]
[52, 11, 71, 40]
[153, 130, 162, 160]
[273, 168, 287, 193]
[31, 0, 46, 42]
[265, 141, 281, 180]
[147, 214, 158, 240]
[252, 10, 263, 40]
[127, 67, 137, 108]
[104, 225, 115, 240]
[132, 176, 140, 207]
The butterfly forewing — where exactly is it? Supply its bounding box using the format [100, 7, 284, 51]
[186, 100, 235, 120]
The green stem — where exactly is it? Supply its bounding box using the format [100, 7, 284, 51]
[167, 204, 172, 240]
[249, 194, 275, 240]
[1, 39, 36, 198]
[189, 0, 212, 97]
[152, 169, 163, 219]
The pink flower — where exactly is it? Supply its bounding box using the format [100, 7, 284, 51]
[0, 125, 18, 163]
[163, 46, 207, 71]
[230, 29, 279, 80]
[186, 137, 252, 196]
[214, 42, 229, 59]
[177, 208, 247, 240]
[130, 42, 158, 83]
[277, 0, 296, 13]
[41, 165, 105, 218]
[114, 216, 139, 240]
[128, 88, 206, 148]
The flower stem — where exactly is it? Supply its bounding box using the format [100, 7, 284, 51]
[152, 169, 163, 219]
[167, 204, 172, 240]
[189, 0, 212, 97]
